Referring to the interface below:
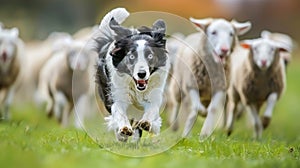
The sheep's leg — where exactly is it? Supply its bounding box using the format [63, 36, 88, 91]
[46, 96, 54, 118]
[4, 87, 14, 120]
[200, 91, 225, 140]
[225, 99, 237, 136]
[247, 105, 263, 139]
[108, 102, 132, 142]
[235, 102, 245, 120]
[168, 79, 181, 131]
[0, 92, 2, 119]
[45, 88, 55, 118]
[61, 102, 73, 128]
[0, 87, 14, 120]
[262, 93, 278, 129]
[74, 94, 88, 129]
[0, 90, 8, 120]
[182, 89, 206, 137]
[169, 101, 180, 131]
[53, 91, 67, 124]
[0, 86, 15, 120]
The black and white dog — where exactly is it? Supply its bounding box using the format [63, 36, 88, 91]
[93, 8, 170, 142]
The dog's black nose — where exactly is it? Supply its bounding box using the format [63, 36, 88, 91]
[137, 71, 146, 79]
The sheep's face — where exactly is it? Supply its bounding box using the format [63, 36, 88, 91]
[0, 28, 19, 67]
[206, 20, 235, 61]
[241, 39, 288, 70]
[190, 18, 251, 64]
[252, 41, 277, 70]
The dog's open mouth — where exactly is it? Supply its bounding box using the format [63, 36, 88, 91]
[134, 79, 148, 91]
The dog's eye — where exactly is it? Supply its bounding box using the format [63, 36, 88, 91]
[129, 55, 135, 59]
[148, 54, 153, 59]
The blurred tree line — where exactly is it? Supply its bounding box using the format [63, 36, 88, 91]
[0, 0, 299, 43]
[0, 0, 111, 40]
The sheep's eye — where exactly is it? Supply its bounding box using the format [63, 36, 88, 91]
[253, 47, 258, 52]
[229, 32, 234, 37]
[211, 31, 217, 35]
[148, 54, 153, 59]
[129, 55, 135, 59]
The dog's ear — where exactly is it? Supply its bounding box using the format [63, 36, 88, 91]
[109, 38, 132, 67]
[152, 19, 166, 35]
[151, 19, 166, 47]
[109, 17, 132, 38]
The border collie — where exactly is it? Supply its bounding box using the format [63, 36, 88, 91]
[93, 8, 170, 142]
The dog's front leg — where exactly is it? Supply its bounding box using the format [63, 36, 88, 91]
[108, 101, 133, 142]
[139, 89, 163, 135]
[139, 104, 161, 134]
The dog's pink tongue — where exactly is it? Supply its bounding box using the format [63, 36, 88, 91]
[137, 80, 146, 85]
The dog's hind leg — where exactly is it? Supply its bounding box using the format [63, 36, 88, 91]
[131, 128, 143, 143]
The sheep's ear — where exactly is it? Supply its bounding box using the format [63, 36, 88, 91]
[231, 20, 251, 36]
[189, 17, 213, 30]
[276, 44, 289, 52]
[10, 27, 19, 38]
[240, 43, 251, 49]
[279, 47, 288, 52]
[109, 17, 132, 37]
[240, 40, 253, 49]
[261, 30, 271, 39]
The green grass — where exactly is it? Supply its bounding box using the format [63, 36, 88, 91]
[1, 58, 300, 168]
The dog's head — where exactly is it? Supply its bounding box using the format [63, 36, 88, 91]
[109, 18, 167, 92]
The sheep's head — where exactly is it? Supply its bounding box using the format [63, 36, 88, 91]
[66, 41, 90, 71]
[190, 18, 251, 64]
[241, 38, 288, 70]
[0, 27, 19, 66]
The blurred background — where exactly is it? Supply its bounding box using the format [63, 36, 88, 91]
[0, 0, 299, 43]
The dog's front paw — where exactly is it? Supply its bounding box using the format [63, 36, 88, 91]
[115, 126, 133, 142]
[119, 126, 133, 136]
[138, 120, 151, 132]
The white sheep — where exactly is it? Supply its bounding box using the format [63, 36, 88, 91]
[0, 27, 24, 120]
[17, 32, 73, 104]
[38, 38, 91, 127]
[168, 18, 251, 139]
[225, 38, 288, 139]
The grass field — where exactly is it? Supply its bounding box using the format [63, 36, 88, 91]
[1, 57, 300, 168]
